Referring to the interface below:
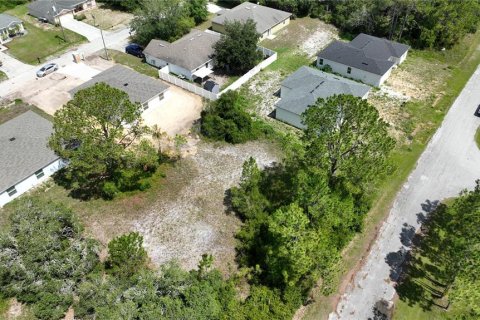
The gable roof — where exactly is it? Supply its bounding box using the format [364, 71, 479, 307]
[28, 0, 87, 18]
[70, 65, 169, 105]
[318, 40, 395, 76]
[0, 111, 59, 193]
[0, 14, 22, 30]
[144, 29, 221, 72]
[349, 33, 410, 60]
[277, 66, 370, 116]
[212, 1, 291, 35]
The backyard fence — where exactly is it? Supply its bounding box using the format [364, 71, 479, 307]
[158, 46, 277, 101]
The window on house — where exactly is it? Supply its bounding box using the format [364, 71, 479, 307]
[35, 169, 45, 179]
[6, 186, 17, 197]
[319, 58, 324, 65]
[347, 67, 352, 74]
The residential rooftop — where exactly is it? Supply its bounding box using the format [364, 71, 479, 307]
[212, 1, 291, 35]
[349, 33, 410, 61]
[70, 65, 169, 105]
[144, 29, 221, 72]
[28, 0, 88, 17]
[277, 66, 371, 115]
[0, 13, 22, 30]
[0, 111, 59, 193]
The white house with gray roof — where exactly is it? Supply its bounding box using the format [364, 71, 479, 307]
[70, 65, 170, 110]
[144, 29, 221, 82]
[0, 111, 66, 207]
[28, 0, 96, 24]
[212, 2, 291, 40]
[317, 33, 410, 86]
[0, 14, 24, 44]
[276, 66, 371, 129]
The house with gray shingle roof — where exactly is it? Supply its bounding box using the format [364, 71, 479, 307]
[144, 29, 221, 81]
[0, 111, 66, 207]
[28, 0, 96, 24]
[212, 2, 291, 40]
[0, 13, 24, 44]
[317, 33, 410, 86]
[275, 66, 371, 129]
[70, 65, 169, 110]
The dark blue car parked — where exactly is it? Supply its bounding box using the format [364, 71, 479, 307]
[125, 44, 144, 58]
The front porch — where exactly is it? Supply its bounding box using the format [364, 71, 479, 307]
[0, 22, 25, 45]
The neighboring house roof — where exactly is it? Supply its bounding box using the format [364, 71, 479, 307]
[70, 65, 169, 105]
[144, 29, 221, 72]
[277, 66, 370, 116]
[349, 33, 410, 61]
[318, 40, 395, 76]
[28, 0, 87, 18]
[0, 111, 59, 193]
[0, 14, 22, 30]
[212, 1, 291, 35]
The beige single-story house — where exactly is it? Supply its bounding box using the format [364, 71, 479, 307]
[0, 14, 24, 44]
[211, 2, 291, 41]
[276, 66, 371, 129]
[144, 29, 221, 82]
[0, 111, 67, 207]
[70, 65, 170, 111]
[28, 0, 96, 24]
[317, 33, 410, 87]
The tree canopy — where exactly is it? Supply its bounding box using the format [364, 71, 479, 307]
[49, 83, 158, 198]
[213, 19, 263, 74]
[130, 0, 195, 45]
[186, 0, 209, 25]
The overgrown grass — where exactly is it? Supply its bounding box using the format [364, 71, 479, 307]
[475, 126, 480, 150]
[302, 30, 480, 320]
[107, 49, 159, 78]
[196, 13, 215, 31]
[0, 70, 7, 82]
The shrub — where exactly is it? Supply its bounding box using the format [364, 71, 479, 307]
[74, 13, 86, 21]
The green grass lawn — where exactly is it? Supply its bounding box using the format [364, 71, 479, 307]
[475, 126, 480, 149]
[5, 5, 86, 64]
[107, 49, 159, 78]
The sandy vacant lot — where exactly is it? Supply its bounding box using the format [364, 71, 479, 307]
[142, 86, 203, 136]
[81, 140, 280, 272]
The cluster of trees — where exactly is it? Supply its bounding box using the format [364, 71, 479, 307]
[129, 0, 208, 45]
[0, 198, 317, 319]
[213, 19, 263, 74]
[398, 181, 480, 317]
[49, 83, 160, 199]
[0, 0, 27, 12]
[200, 91, 266, 144]
[229, 95, 394, 312]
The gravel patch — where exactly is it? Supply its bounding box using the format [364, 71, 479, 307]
[246, 70, 282, 117]
[299, 23, 338, 57]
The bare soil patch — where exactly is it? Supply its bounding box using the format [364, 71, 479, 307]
[82, 4, 134, 31]
[81, 140, 281, 273]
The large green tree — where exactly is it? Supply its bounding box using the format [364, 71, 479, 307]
[213, 19, 263, 74]
[302, 94, 395, 193]
[186, 0, 209, 25]
[106, 232, 148, 278]
[130, 0, 194, 45]
[49, 83, 158, 197]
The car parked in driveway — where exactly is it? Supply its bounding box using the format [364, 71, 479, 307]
[475, 104, 480, 117]
[125, 44, 144, 58]
[36, 63, 58, 77]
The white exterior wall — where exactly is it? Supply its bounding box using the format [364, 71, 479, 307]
[276, 108, 305, 129]
[144, 90, 168, 110]
[0, 159, 66, 207]
[145, 54, 195, 80]
[317, 58, 391, 86]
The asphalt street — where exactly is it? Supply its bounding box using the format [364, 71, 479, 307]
[330, 64, 480, 319]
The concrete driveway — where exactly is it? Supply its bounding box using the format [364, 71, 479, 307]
[142, 86, 203, 136]
[0, 50, 34, 78]
[60, 15, 104, 41]
[330, 66, 480, 319]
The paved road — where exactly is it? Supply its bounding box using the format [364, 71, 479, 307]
[329, 64, 480, 319]
[0, 27, 130, 97]
[0, 50, 35, 78]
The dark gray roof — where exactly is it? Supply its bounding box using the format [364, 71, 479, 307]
[276, 66, 370, 115]
[144, 29, 220, 71]
[318, 40, 395, 75]
[0, 14, 22, 30]
[349, 33, 410, 61]
[70, 65, 169, 104]
[212, 1, 291, 34]
[0, 111, 59, 193]
[28, 0, 87, 17]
